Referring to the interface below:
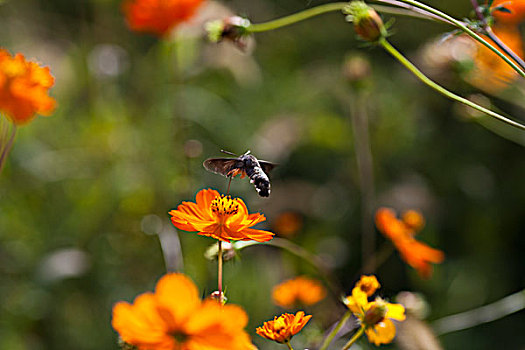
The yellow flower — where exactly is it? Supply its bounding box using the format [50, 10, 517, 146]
[256, 311, 311, 344]
[354, 275, 380, 297]
[169, 188, 274, 242]
[345, 275, 406, 346]
[272, 276, 326, 308]
[112, 273, 254, 350]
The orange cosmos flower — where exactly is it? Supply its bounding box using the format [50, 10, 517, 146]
[272, 276, 326, 308]
[123, 0, 205, 37]
[344, 275, 406, 346]
[256, 311, 312, 344]
[466, 24, 524, 93]
[375, 208, 444, 278]
[0, 50, 55, 125]
[491, 0, 525, 24]
[169, 188, 274, 242]
[112, 273, 254, 350]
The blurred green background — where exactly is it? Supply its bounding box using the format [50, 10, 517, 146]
[1, 0, 524, 349]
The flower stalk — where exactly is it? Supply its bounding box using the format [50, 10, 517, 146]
[218, 240, 223, 297]
[318, 310, 352, 350]
[378, 37, 525, 130]
[341, 326, 365, 350]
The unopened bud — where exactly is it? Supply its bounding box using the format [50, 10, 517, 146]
[343, 1, 386, 42]
[343, 54, 372, 83]
[363, 298, 388, 326]
[205, 16, 251, 50]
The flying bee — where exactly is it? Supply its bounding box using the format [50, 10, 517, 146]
[203, 150, 277, 197]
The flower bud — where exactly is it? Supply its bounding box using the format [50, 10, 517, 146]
[402, 210, 425, 232]
[209, 290, 228, 304]
[205, 16, 251, 50]
[363, 298, 388, 326]
[343, 1, 386, 42]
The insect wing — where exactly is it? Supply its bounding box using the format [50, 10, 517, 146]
[203, 158, 242, 177]
[258, 161, 277, 174]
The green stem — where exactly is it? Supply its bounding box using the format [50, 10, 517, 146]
[319, 310, 352, 350]
[284, 340, 294, 350]
[248, 2, 347, 33]
[390, 0, 525, 77]
[342, 326, 365, 350]
[234, 238, 344, 296]
[379, 37, 525, 130]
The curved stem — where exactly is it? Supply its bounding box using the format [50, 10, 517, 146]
[390, 0, 525, 77]
[342, 326, 365, 350]
[0, 116, 16, 174]
[379, 37, 525, 130]
[319, 310, 352, 350]
[247, 2, 347, 33]
[234, 238, 344, 296]
[485, 26, 525, 71]
[284, 340, 294, 350]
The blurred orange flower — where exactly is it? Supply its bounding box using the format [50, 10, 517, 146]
[112, 273, 254, 350]
[169, 188, 274, 242]
[491, 0, 525, 24]
[273, 212, 303, 236]
[123, 0, 205, 37]
[345, 275, 405, 346]
[375, 208, 444, 278]
[467, 24, 524, 93]
[256, 311, 312, 344]
[0, 50, 55, 125]
[272, 276, 326, 308]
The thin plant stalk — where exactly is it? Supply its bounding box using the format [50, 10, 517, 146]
[0, 116, 16, 174]
[342, 326, 365, 350]
[433, 288, 525, 335]
[285, 340, 294, 350]
[379, 37, 525, 130]
[318, 310, 352, 350]
[248, 2, 347, 33]
[235, 238, 344, 297]
[349, 91, 376, 272]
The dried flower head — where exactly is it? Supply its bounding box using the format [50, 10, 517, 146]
[0, 50, 55, 125]
[345, 275, 406, 346]
[169, 188, 274, 242]
[375, 208, 444, 278]
[272, 276, 326, 308]
[123, 0, 205, 37]
[256, 311, 312, 344]
[112, 273, 254, 350]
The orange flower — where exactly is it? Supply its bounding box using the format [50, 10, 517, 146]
[123, 0, 205, 37]
[169, 188, 274, 242]
[256, 311, 312, 344]
[344, 275, 405, 346]
[375, 208, 444, 278]
[0, 50, 55, 125]
[112, 273, 254, 350]
[491, 0, 525, 24]
[272, 276, 326, 308]
[467, 24, 524, 93]
[273, 212, 303, 236]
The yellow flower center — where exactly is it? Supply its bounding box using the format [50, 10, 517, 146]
[211, 195, 239, 216]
